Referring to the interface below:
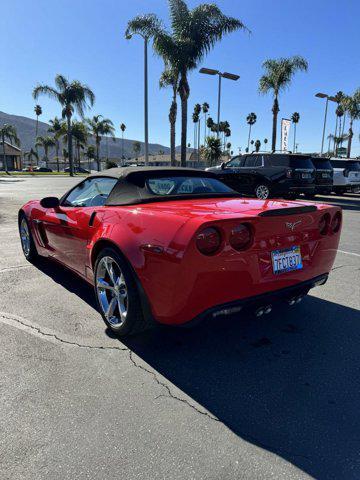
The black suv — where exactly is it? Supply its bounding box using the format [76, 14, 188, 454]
[207, 153, 316, 199]
[310, 157, 333, 196]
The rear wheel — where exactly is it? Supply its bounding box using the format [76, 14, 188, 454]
[94, 247, 150, 337]
[254, 183, 271, 200]
[18, 214, 38, 262]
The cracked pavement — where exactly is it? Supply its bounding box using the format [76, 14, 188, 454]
[0, 177, 359, 480]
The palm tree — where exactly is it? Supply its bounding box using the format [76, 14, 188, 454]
[120, 123, 126, 162]
[152, 1, 246, 166]
[327, 133, 349, 156]
[259, 56, 308, 151]
[342, 88, 360, 157]
[264, 138, 268, 151]
[48, 117, 64, 172]
[24, 148, 39, 170]
[33, 74, 95, 176]
[34, 105, 42, 149]
[246, 112, 257, 151]
[291, 112, 300, 152]
[335, 105, 345, 151]
[132, 140, 141, 160]
[85, 145, 95, 171]
[202, 102, 210, 143]
[102, 121, 116, 162]
[204, 136, 222, 166]
[86, 115, 114, 171]
[255, 139, 261, 152]
[0, 124, 20, 174]
[62, 121, 89, 168]
[159, 67, 179, 166]
[35, 136, 56, 167]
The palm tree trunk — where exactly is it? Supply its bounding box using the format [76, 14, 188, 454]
[347, 118, 353, 158]
[204, 113, 207, 145]
[35, 116, 39, 157]
[293, 123, 297, 152]
[271, 96, 279, 151]
[96, 139, 100, 171]
[247, 124, 252, 151]
[67, 114, 74, 176]
[179, 72, 189, 167]
[169, 86, 177, 166]
[2, 134, 9, 175]
[121, 132, 124, 163]
[198, 118, 201, 162]
[44, 147, 48, 168]
[56, 142, 60, 172]
[333, 116, 338, 155]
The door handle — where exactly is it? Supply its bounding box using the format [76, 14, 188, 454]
[89, 211, 97, 227]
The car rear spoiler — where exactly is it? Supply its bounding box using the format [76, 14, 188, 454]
[258, 205, 317, 217]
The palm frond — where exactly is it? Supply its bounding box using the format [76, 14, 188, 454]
[125, 13, 163, 39]
[33, 85, 60, 101]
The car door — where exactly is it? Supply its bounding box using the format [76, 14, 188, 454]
[240, 155, 264, 192]
[217, 156, 252, 193]
[41, 177, 117, 275]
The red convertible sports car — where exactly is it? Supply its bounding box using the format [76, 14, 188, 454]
[19, 167, 342, 337]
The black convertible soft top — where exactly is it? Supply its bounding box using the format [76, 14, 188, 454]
[88, 167, 238, 206]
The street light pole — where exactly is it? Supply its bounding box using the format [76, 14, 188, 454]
[217, 74, 222, 138]
[315, 92, 336, 157]
[144, 37, 149, 166]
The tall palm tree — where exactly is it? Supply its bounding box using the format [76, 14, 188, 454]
[204, 136, 222, 166]
[35, 136, 56, 167]
[152, 1, 246, 166]
[255, 139, 261, 152]
[335, 105, 345, 152]
[246, 112, 257, 151]
[342, 88, 360, 157]
[202, 102, 210, 143]
[1, 124, 20, 174]
[48, 117, 64, 172]
[159, 67, 179, 165]
[120, 123, 126, 162]
[259, 56, 308, 151]
[34, 105, 42, 149]
[62, 121, 89, 168]
[86, 115, 114, 171]
[102, 122, 116, 162]
[24, 148, 39, 170]
[291, 112, 300, 152]
[33, 74, 95, 176]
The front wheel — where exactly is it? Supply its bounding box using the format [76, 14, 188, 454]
[94, 247, 151, 337]
[254, 184, 271, 200]
[19, 214, 38, 262]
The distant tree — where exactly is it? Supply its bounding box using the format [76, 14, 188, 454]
[35, 135, 56, 167]
[120, 123, 126, 161]
[259, 56, 308, 150]
[24, 148, 39, 170]
[86, 115, 114, 171]
[158, 149, 165, 155]
[64, 121, 89, 168]
[85, 145, 95, 170]
[48, 117, 64, 172]
[255, 139, 261, 152]
[132, 140, 141, 159]
[291, 112, 300, 152]
[202, 102, 210, 142]
[1, 124, 20, 174]
[159, 67, 179, 166]
[264, 138, 268, 151]
[204, 136, 222, 166]
[106, 159, 118, 169]
[246, 113, 257, 151]
[34, 105, 42, 148]
[33, 74, 95, 176]
[342, 88, 360, 157]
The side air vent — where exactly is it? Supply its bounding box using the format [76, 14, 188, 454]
[258, 206, 317, 217]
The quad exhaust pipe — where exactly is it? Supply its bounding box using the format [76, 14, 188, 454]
[288, 294, 304, 306]
[255, 305, 272, 317]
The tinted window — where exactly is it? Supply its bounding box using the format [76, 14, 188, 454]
[254, 156, 263, 167]
[227, 156, 241, 168]
[347, 161, 360, 171]
[244, 157, 256, 167]
[311, 158, 332, 169]
[63, 177, 118, 207]
[146, 176, 233, 195]
[270, 155, 313, 168]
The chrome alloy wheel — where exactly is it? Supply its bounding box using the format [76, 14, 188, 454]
[96, 256, 128, 329]
[255, 184, 270, 200]
[20, 218, 31, 256]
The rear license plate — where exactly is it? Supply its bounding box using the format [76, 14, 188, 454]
[271, 246, 303, 275]
[322, 173, 329, 178]
[302, 173, 311, 179]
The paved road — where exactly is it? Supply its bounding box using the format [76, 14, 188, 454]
[0, 176, 359, 480]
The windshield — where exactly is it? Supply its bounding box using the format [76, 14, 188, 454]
[146, 176, 233, 196]
[269, 155, 314, 168]
[311, 158, 332, 169]
[331, 160, 360, 170]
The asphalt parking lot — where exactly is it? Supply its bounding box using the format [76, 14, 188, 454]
[0, 176, 359, 480]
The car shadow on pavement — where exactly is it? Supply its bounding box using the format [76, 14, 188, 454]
[120, 296, 360, 480]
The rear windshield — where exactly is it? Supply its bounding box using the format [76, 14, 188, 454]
[331, 160, 360, 170]
[311, 158, 332, 169]
[146, 176, 233, 196]
[269, 155, 314, 168]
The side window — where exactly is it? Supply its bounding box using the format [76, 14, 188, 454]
[254, 156, 263, 167]
[63, 177, 118, 207]
[244, 156, 256, 167]
[227, 156, 241, 168]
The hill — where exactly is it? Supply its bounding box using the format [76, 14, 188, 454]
[0, 111, 170, 159]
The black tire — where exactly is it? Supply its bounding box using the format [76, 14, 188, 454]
[94, 247, 151, 337]
[254, 183, 271, 200]
[18, 213, 38, 262]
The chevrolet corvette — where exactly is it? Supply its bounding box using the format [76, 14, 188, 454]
[19, 167, 342, 336]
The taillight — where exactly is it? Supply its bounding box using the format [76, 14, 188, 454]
[286, 169, 293, 179]
[196, 227, 222, 255]
[229, 223, 253, 251]
[318, 213, 330, 235]
[331, 211, 342, 233]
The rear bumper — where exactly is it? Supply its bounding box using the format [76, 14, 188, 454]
[288, 185, 316, 193]
[186, 273, 329, 326]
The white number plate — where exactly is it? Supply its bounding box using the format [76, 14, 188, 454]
[322, 173, 329, 178]
[302, 173, 311, 179]
[271, 246, 303, 275]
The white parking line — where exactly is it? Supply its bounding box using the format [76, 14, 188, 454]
[337, 249, 360, 258]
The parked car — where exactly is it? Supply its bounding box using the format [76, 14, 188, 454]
[309, 157, 333, 196]
[64, 166, 90, 174]
[19, 167, 341, 337]
[330, 158, 360, 194]
[35, 166, 53, 172]
[207, 153, 316, 199]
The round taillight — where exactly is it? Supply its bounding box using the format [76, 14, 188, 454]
[318, 213, 330, 235]
[229, 223, 252, 251]
[331, 211, 342, 233]
[196, 227, 222, 255]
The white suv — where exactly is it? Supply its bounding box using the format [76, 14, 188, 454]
[330, 158, 360, 194]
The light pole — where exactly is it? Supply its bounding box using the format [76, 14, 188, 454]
[315, 92, 336, 156]
[199, 68, 240, 138]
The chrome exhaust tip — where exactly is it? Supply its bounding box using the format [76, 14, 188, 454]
[296, 295, 304, 303]
[288, 298, 296, 306]
[264, 305, 272, 314]
[255, 307, 264, 317]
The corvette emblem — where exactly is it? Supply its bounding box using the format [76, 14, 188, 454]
[285, 220, 302, 231]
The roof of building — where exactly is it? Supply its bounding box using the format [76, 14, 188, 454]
[0, 141, 22, 155]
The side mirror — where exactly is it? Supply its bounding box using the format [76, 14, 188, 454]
[221, 162, 226, 170]
[40, 196, 60, 209]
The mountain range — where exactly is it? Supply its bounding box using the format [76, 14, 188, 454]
[0, 111, 171, 159]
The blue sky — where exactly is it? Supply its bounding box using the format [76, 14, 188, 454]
[1, 0, 359, 155]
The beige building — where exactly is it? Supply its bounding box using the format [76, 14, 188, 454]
[0, 141, 22, 170]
